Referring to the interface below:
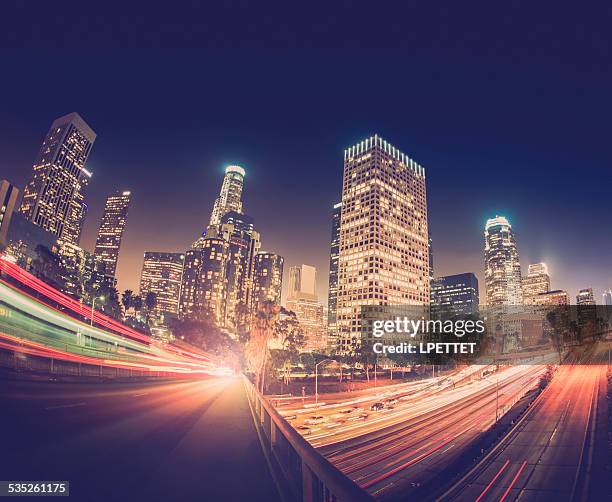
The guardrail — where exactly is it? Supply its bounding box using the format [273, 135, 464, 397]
[243, 376, 373, 502]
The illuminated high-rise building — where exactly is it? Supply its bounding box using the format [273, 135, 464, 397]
[209, 211, 261, 331]
[179, 238, 229, 325]
[521, 263, 551, 305]
[94, 191, 131, 277]
[337, 135, 429, 351]
[484, 216, 523, 305]
[20, 113, 96, 246]
[576, 288, 595, 305]
[58, 241, 111, 301]
[0, 180, 20, 246]
[603, 289, 612, 306]
[139, 252, 185, 318]
[209, 165, 245, 226]
[431, 273, 479, 315]
[327, 201, 342, 349]
[533, 290, 569, 306]
[252, 252, 284, 309]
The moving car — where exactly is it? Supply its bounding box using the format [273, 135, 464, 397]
[370, 402, 384, 411]
[304, 415, 328, 425]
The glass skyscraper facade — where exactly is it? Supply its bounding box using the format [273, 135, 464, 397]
[20, 113, 96, 246]
[252, 252, 284, 308]
[521, 262, 550, 305]
[94, 191, 131, 277]
[209, 165, 245, 226]
[484, 216, 523, 305]
[431, 272, 479, 315]
[327, 201, 341, 349]
[139, 252, 185, 318]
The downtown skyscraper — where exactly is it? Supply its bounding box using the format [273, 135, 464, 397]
[252, 252, 284, 307]
[94, 191, 131, 277]
[327, 201, 341, 349]
[19, 113, 96, 246]
[431, 273, 480, 316]
[179, 165, 270, 335]
[139, 252, 185, 318]
[209, 165, 245, 226]
[337, 135, 429, 351]
[484, 216, 523, 305]
[521, 262, 550, 305]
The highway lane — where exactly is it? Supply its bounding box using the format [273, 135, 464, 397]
[444, 363, 608, 502]
[324, 365, 548, 498]
[277, 361, 552, 499]
[0, 377, 280, 502]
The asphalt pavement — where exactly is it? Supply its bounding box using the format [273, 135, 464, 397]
[0, 377, 280, 502]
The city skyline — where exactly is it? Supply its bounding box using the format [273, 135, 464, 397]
[1, 54, 611, 303]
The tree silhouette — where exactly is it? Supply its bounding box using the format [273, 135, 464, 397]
[121, 289, 134, 313]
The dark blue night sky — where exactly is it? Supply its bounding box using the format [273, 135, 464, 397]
[1, 3, 611, 301]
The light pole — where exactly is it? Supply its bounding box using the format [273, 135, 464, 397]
[91, 294, 105, 327]
[315, 359, 335, 404]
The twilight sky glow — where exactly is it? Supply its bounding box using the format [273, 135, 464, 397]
[1, 45, 611, 303]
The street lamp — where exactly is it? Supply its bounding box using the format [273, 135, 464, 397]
[315, 358, 335, 404]
[91, 294, 105, 327]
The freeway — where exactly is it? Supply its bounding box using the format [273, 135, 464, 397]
[0, 377, 280, 502]
[442, 359, 609, 501]
[0, 277, 230, 376]
[278, 361, 555, 499]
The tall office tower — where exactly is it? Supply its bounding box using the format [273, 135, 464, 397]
[179, 238, 229, 324]
[139, 252, 185, 319]
[178, 248, 204, 319]
[0, 180, 20, 246]
[603, 289, 612, 306]
[58, 241, 111, 300]
[431, 273, 480, 316]
[20, 113, 96, 246]
[484, 216, 523, 306]
[209, 165, 245, 226]
[521, 263, 551, 305]
[211, 211, 261, 331]
[337, 135, 429, 351]
[533, 290, 570, 306]
[576, 288, 595, 305]
[287, 264, 326, 352]
[327, 202, 342, 349]
[94, 191, 131, 277]
[428, 234, 434, 287]
[252, 252, 284, 309]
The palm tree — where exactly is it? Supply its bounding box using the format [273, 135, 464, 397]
[121, 290, 134, 313]
[144, 291, 157, 312]
[143, 292, 157, 325]
[131, 295, 143, 312]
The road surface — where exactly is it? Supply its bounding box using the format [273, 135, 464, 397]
[443, 363, 609, 501]
[278, 362, 552, 499]
[0, 377, 280, 502]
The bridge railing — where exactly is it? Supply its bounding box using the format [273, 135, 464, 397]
[243, 376, 373, 502]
